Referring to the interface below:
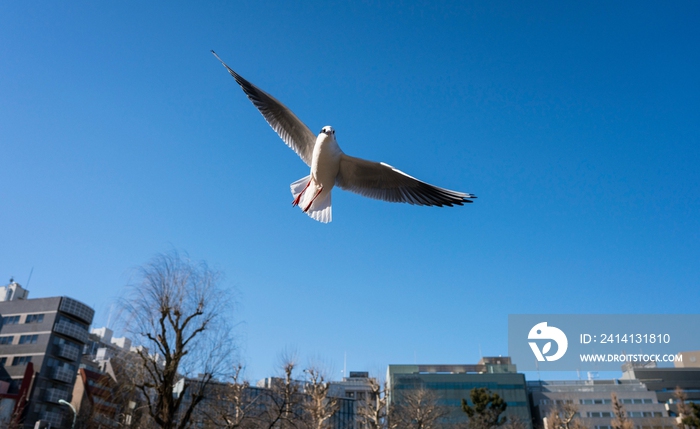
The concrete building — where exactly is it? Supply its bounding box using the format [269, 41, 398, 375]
[330, 371, 376, 402]
[529, 378, 675, 429]
[0, 280, 29, 302]
[82, 326, 138, 372]
[70, 367, 120, 427]
[621, 361, 700, 420]
[622, 363, 700, 402]
[0, 280, 94, 428]
[387, 357, 532, 428]
[675, 351, 700, 368]
[78, 326, 153, 427]
[329, 371, 380, 429]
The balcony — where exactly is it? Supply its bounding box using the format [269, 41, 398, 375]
[44, 388, 70, 403]
[54, 321, 88, 343]
[56, 343, 81, 361]
[59, 297, 95, 324]
[52, 366, 75, 384]
[41, 410, 64, 427]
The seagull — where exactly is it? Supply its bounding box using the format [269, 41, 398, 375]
[212, 51, 476, 223]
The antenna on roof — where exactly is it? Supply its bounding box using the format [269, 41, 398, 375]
[26, 267, 34, 288]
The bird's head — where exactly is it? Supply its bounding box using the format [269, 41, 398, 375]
[320, 126, 335, 138]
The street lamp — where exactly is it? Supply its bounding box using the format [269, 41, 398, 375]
[58, 399, 77, 429]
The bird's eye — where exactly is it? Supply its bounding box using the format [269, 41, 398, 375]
[332, 130, 335, 134]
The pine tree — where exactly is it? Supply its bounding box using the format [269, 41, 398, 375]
[462, 387, 508, 429]
[676, 388, 700, 429]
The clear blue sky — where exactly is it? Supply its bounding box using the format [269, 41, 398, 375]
[2, 1, 698, 382]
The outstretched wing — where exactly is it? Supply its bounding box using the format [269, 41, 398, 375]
[212, 51, 316, 166]
[336, 154, 475, 206]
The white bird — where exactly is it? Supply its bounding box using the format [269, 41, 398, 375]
[212, 51, 476, 223]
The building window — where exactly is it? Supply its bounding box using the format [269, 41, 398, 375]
[12, 356, 32, 366]
[56, 315, 88, 330]
[53, 337, 75, 346]
[1, 316, 20, 325]
[0, 336, 13, 345]
[25, 314, 44, 324]
[19, 335, 39, 344]
[46, 357, 76, 373]
[624, 398, 655, 405]
[629, 412, 664, 418]
[0, 357, 6, 365]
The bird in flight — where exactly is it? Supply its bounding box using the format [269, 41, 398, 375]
[212, 51, 475, 223]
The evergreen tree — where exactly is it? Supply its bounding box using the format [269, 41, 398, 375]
[682, 403, 700, 429]
[676, 388, 700, 429]
[462, 388, 508, 429]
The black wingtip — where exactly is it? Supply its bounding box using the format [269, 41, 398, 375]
[211, 51, 239, 80]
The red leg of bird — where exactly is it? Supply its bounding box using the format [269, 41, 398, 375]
[292, 180, 312, 207]
[303, 185, 323, 212]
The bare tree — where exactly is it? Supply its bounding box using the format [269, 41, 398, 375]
[254, 356, 307, 429]
[545, 401, 586, 429]
[303, 365, 339, 429]
[675, 387, 689, 429]
[502, 417, 530, 429]
[120, 251, 236, 429]
[610, 393, 633, 429]
[357, 378, 388, 429]
[388, 386, 449, 429]
[105, 348, 154, 428]
[197, 364, 260, 429]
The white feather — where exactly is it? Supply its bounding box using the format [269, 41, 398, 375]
[290, 175, 333, 223]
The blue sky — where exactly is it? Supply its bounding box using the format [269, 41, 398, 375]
[1, 1, 699, 382]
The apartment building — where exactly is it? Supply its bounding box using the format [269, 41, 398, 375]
[0, 280, 94, 428]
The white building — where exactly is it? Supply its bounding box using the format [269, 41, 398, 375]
[529, 379, 675, 429]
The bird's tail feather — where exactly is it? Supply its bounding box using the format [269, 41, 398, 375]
[290, 176, 310, 198]
[290, 176, 332, 223]
[307, 193, 332, 223]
